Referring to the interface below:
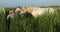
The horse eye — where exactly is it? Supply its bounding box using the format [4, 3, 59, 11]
[19, 11, 21, 13]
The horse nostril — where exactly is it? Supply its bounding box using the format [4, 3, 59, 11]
[17, 11, 21, 13]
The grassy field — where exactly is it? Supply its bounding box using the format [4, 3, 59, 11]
[0, 6, 60, 32]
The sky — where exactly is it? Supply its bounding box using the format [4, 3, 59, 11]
[0, 0, 60, 7]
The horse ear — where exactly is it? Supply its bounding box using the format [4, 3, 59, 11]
[18, 6, 22, 9]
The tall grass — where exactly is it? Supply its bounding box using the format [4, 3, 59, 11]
[9, 8, 60, 32]
[0, 9, 6, 32]
[0, 7, 60, 32]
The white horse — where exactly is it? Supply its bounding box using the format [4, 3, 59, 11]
[0, 8, 5, 14]
[20, 7, 57, 18]
[7, 10, 15, 19]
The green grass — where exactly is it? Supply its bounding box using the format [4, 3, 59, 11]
[0, 10, 6, 32]
[0, 6, 60, 32]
